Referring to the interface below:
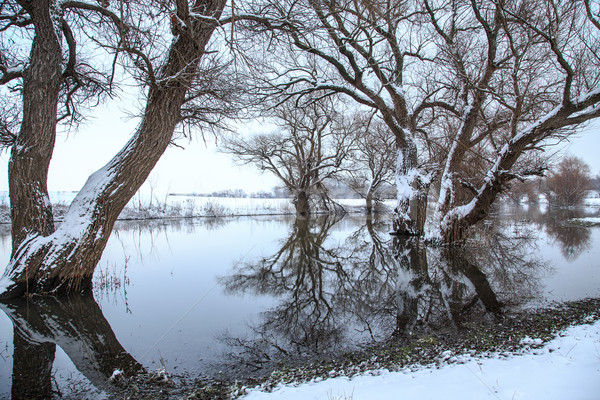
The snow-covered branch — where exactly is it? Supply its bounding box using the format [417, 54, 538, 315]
[0, 64, 24, 85]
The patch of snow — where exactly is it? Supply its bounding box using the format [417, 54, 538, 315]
[575, 86, 600, 104]
[571, 217, 600, 226]
[49, 0, 64, 40]
[0, 276, 12, 293]
[438, 198, 477, 233]
[584, 198, 600, 207]
[395, 150, 419, 201]
[5, 66, 23, 74]
[109, 369, 123, 382]
[242, 320, 600, 400]
[519, 337, 543, 346]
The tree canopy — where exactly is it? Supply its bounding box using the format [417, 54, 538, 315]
[231, 0, 600, 241]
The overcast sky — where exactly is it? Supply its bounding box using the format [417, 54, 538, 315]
[0, 100, 280, 197]
[0, 102, 598, 198]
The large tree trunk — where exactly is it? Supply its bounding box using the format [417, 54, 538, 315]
[438, 118, 538, 243]
[365, 190, 373, 214]
[3, 82, 189, 296]
[0, 0, 227, 299]
[295, 190, 310, 216]
[8, 0, 62, 256]
[392, 140, 428, 236]
[436, 83, 600, 243]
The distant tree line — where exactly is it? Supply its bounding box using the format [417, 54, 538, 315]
[171, 189, 279, 198]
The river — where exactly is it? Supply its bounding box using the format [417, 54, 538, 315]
[0, 204, 599, 399]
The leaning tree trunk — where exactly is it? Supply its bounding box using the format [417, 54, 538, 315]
[439, 118, 543, 243]
[392, 139, 428, 236]
[2, 84, 190, 296]
[0, 0, 227, 299]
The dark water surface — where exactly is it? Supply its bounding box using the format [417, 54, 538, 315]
[0, 205, 599, 398]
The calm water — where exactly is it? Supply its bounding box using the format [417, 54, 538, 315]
[0, 206, 599, 398]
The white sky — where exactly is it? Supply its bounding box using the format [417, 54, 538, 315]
[562, 119, 600, 176]
[0, 103, 598, 198]
[0, 100, 279, 197]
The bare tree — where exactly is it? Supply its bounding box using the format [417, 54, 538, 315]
[591, 174, 600, 192]
[544, 156, 592, 207]
[0, 0, 234, 298]
[425, 0, 600, 242]
[233, 0, 436, 235]
[341, 115, 396, 213]
[232, 0, 600, 243]
[221, 98, 355, 215]
[504, 178, 540, 204]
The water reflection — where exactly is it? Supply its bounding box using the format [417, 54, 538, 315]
[501, 205, 595, 260]
[218, 214, 545, 374]
[541, 210, 592, 261]
[221, 216, 349, 361]
[0, 295, 142, 399]
[0, 208, 596, 396]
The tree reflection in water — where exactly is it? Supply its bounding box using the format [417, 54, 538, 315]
[0, 295, 143, 400]
[219, 214, 546, 376]
[0, 210, 577, 394]
[222, 216, 348, 361]
[500, 205, 594, 261]
[543, 209, 592, 261]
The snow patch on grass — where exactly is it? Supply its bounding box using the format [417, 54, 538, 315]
[241, 320, 600, 400]
[569, 217, 600, 226]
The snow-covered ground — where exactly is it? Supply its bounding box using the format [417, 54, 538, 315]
[241, 320, 600, 400]
[0, 190, 597, 222]
[584, 197, 600, 206]
[571, 217, 600, 226]
[0, 191, 395, 222]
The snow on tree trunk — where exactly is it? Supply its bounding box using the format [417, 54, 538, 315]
[438, 139, 525, 243]
[9, 0, 63, 256]
[428, 138, 468, 241]
[392, 140, 428, 236]
[0, 0, 227, 299]
[365, 190, 373, 214]
[436, 87, 600, 243]
[295, 190, 310, 216]
[1, 83, 187, 297]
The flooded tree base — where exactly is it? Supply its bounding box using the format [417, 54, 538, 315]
[97, 297, 600, 400]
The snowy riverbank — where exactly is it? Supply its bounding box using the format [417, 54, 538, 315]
[0, 191, 395, 223]
[0, 191, 598, 224]
[241, 318, 600, 400]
